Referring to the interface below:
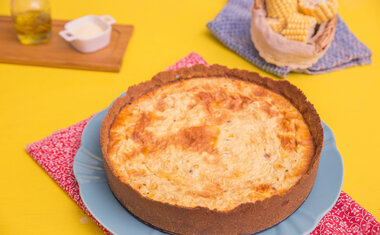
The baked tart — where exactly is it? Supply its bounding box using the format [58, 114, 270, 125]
[100, 65, 324, 234]
[250, 0, 337, 69]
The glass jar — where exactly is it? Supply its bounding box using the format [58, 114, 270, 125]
[10, 0, 52, 45]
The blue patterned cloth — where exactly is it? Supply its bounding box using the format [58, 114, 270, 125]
[207, 0, 372, 77]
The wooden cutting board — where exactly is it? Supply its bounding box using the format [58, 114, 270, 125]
[0, 15, 133, 72]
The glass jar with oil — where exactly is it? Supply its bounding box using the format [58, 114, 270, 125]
[11, 0, 52, 45]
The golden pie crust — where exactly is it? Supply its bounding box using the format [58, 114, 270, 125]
[100, 64, 324, 234]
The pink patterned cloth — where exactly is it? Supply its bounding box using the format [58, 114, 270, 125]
[26, 52, 380, 235]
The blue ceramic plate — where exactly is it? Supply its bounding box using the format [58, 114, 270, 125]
[74, 106, 344, 235]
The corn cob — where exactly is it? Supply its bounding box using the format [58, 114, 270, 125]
[265, 0, 298, 19]
[266, 17, 286, 33]
[281, 13, 316, 42]
[299, 0, 338, 23]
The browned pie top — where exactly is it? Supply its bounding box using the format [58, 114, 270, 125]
[107, 77, 315, 211]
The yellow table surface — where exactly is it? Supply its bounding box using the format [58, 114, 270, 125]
[1, 0, 379, 234]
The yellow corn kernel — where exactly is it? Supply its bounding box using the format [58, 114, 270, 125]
[314, 7, 328, 23]
[298, 0, 319, 15]
[233, 170, 245, 178]
[281, 13, 316, 42]
[320, 3, 334, 19]
[266, 17, 286, 33]
[298, 0, 316, 17]
[328, 0, 339, 11]
[265, 0, 298, 19]
[299, 0, 338, 23]
[149, 182, 158, 190]
[147, 193, 155, 199]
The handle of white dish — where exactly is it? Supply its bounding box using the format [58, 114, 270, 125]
[100, 15, 116, 25]
[59, 30, 76, 42]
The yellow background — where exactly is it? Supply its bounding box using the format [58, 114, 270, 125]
[1, 0, 379, 234]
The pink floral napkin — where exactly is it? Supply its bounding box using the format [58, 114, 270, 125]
[26, 52, 379, 234]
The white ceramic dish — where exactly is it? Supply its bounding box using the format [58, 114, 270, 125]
[59, 15, 116, 53]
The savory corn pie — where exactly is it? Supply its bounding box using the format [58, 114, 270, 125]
[100, 65, 323, 234]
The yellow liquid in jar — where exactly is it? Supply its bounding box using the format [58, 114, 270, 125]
[12, 10, 52, 45]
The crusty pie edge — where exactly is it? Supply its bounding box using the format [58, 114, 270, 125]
[100, 64, 324, 235]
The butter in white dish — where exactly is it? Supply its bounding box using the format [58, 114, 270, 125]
[72, 21, 105, 40]
[59, 15, 115, 53]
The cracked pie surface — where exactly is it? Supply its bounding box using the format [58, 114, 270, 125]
[100, 65, 324, 234]
[108, 77, 314, 211]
